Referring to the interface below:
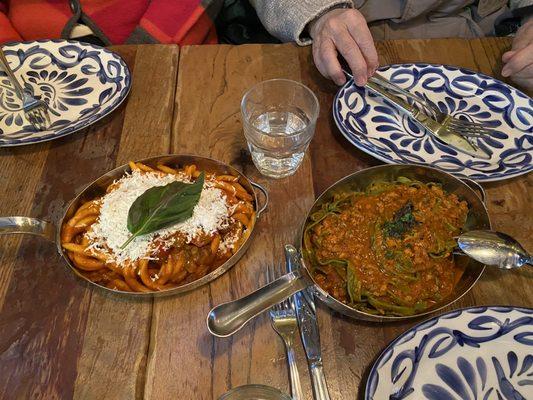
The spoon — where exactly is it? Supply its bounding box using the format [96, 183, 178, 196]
[457, 230, 532, 270]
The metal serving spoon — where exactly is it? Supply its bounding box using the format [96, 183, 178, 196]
[457, 230, 531, 270]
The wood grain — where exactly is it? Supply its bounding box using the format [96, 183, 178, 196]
[0, 45, 138, 399]
[0, 38, 530, 400]
[0, 143, 50, 310]
[144, 43, 316, 400]
[304, 38, 533, 400]
[73, 45, 179, 400]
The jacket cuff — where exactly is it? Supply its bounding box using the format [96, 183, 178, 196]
[299, 1, 354, 45]
[257, 0, 353, 46]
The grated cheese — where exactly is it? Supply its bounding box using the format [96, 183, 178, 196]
[86, 170, 232, 265]
[219, 230, 239, 253]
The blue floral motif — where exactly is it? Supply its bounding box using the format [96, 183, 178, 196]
[365, 307, 533, 400]
[420, 352, 533, 400]
[333, 64, 533, 181]
[0, 39, 131, 146]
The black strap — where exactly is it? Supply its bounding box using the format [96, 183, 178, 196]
[215, 0, 280, 44]
[72, 34, 106, 46]
[512, 4, 533, 21]
[61, 0, 111, 46]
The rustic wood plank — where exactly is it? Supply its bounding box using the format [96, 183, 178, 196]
[304, 37, 532, 400]
[0, 143, 50, 310]
[459, 38, 533, 309]
[144, 43, 316, 400]
[0, 45, 138, 399]
[0, 38, 529, 400]
[298, 47, 379, 199]
[72, 45, 179, 400]
[306, 38, 491, 197]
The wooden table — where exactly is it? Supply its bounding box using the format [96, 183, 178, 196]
[0, 38, 531, 400]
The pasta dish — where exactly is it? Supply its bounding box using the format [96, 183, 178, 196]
[61, 161, 255, 292]
[303, 178, 468, 316]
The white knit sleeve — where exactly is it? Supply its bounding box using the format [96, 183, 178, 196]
[250, 0, 354, 45]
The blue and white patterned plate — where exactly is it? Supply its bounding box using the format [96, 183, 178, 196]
[333, 64, 533, 181]
[0, 39, 131, 146]
[366, 306, 533, 400]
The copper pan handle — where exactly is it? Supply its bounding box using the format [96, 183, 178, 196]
[0, 217, 55, 242]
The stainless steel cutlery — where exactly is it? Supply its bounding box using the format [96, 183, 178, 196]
[339, 58, 494, 159]
[266, 251, 331, 400]
[370, 72, 494, 141]
[267, 263, 304, 400]
[285, 245, 330, 400]
[364, 78, 492, 159]
[0, 47, 50, 131]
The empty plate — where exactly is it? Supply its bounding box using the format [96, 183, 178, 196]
[0, 39, 131, 146]
[366, 306, 533, 399]
[333, 64, 533, 181]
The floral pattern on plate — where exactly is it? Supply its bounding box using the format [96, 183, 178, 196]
[365, 306, 533, 400]
[0, 39, 131, 146]
[333, 64, 533, 181]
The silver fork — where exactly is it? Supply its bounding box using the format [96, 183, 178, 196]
[370, 72, 492, 139]
[365, 79, 492, 159]
[267, 263, 303, 400]
[0, 47, 50, 131]
[338, 55, 493, 141]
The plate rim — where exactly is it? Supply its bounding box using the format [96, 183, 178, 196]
[333, 62, 533, 182]
[364, 304, 533, 400]
[0, 39, 132, 147]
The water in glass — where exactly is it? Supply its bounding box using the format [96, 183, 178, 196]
[242, 79, 319, 179]
[248, 109, 311, 178]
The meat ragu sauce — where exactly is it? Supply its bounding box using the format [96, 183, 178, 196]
[303, 178, 468, 316]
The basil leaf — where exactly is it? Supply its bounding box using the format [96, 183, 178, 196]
[382, 201, 417, 238]
[120, 172, 204, 248]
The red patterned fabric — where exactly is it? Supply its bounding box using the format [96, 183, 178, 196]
[0, 0, 218, 45]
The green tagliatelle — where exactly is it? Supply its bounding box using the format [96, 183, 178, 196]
[303, 177, 468, 317]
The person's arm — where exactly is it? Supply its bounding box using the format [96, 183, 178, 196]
[0, 2, 22, 44]
[249, 0, 353, 44]
[501, 0, 533, 92]
[308, 7, 378, 86]
[251, 0, 378, 86]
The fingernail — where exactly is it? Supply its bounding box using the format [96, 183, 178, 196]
[501, 66, 510, 77]
[502, 51, 514, 61]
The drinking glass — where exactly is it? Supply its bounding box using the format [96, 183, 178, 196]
[218, 384, 292, 400]
[241, 79, 319, 178]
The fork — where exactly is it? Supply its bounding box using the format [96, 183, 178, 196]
[338, 56, 493, 142]
[266, 263, 303, 400]
[364, 79, 492, 159]
[370, 72, 492, 140]
[0, 47, 50, 131]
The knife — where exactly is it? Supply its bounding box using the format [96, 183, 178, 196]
[364, 80, 491, 160]
[337, 56, 490, 160]
[285, 244, 331, 400]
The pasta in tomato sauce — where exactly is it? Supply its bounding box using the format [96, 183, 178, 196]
[303, 178, 468, 316]
[61, 161, 255, 293]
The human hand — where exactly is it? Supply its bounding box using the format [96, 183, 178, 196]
[309, 8, 378, 86]
[501, 18, 533, 92]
